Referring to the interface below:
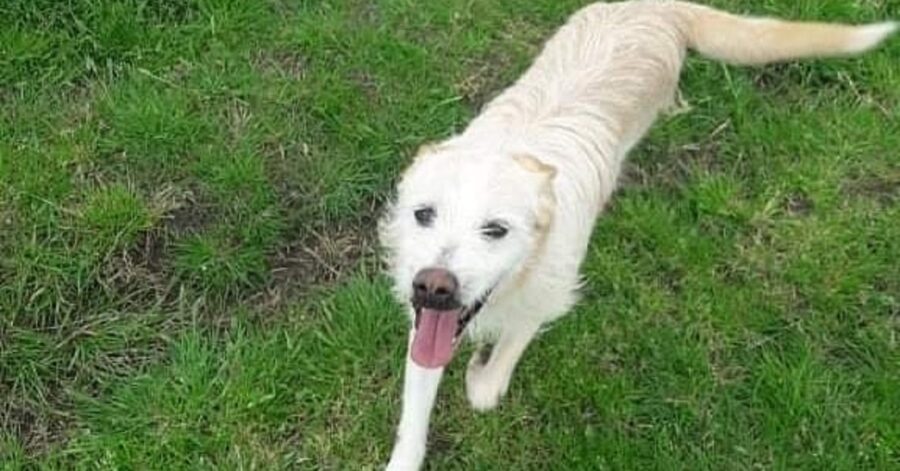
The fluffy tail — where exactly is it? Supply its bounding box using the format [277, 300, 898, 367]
[674, 2, 897, 65]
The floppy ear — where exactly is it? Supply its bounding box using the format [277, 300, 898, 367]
[512, 154, 557, 230]
[512, 153, 557, 181]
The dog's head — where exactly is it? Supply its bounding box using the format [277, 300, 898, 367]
[379, 142, 556, 368]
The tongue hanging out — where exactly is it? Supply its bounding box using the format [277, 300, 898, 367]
[411, 308, 462, 368]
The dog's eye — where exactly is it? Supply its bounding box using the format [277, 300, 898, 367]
[481, 221, 509, 240]
[414, 207, 435, 227]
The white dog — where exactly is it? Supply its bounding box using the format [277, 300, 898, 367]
[379, 1, 896, 468]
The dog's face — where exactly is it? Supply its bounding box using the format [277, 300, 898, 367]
[380, 143, 555, 368]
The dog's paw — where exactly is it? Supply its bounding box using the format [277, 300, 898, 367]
[465, 358, 508, 412]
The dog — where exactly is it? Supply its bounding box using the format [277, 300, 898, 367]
[378, 1, 896, 468]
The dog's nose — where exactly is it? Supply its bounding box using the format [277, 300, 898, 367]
[412, 268, 459, 309]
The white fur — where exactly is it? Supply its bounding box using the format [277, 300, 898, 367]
[380, 1, 895, 469]
[846, 22, 898, 53]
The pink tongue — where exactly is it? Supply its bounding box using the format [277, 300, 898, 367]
[411, 308, 461, 369]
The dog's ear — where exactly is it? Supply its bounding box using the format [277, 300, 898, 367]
[513, 153, 557, 181]
[513, 154, 556, 230]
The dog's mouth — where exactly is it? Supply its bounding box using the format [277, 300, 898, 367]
[410, 293, 489, 369]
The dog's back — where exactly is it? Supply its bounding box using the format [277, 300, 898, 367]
[465, 1, 897, 216]
[474, 0, 897, 141]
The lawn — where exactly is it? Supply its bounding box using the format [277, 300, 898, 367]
[1, 0, 898, 469]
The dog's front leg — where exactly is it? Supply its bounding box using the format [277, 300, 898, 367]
[466, 324, 539, 411]
[387, 330, 444, 470]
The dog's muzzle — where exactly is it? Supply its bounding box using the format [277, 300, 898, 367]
[408, 268, 491, 368]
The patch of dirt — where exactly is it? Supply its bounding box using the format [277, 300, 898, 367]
[428, 429, 459, 458]
[261, 138, 323, 232]
[783, 193, 814, 217]
[164, 194, 216, 236]
[752, 63, 847, 93]
[348, 0, 382, 26]
[103, 186, 213, 305]
[0, 396, 69, 457]
[252, 219, 378, 311]
[144, 1, 200, 24]
[622, 120, 732, 190]
[0, 85, 18, 108]
[135, 229, 167, 274]
[252, 132, 381, 312]
[7, 187, 381, 457]
[752, 63, 797, 92]
[752, 65, 894, 117]
[842, 173, 900, 206]
[453, 17, 550, 111]
[104, 229, 168, 294]
[454, 54, 516, 111]
[1, 319, 176, 457]
[352, 70, 380, 103]
[222, 99, 253, 144]
[250, 50, 307, 80]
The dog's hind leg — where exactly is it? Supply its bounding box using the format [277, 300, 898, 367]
[387, 330, 445, 470]
[466, 323, 540, 411]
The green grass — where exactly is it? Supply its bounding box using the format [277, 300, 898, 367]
[1, 0, 898, 468]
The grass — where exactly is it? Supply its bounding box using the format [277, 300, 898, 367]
[1, 0, 898, 468]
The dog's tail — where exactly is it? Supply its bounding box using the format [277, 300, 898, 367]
[673, 2, 897, 65]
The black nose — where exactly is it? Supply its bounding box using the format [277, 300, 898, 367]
[412, 268, 459, 310]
